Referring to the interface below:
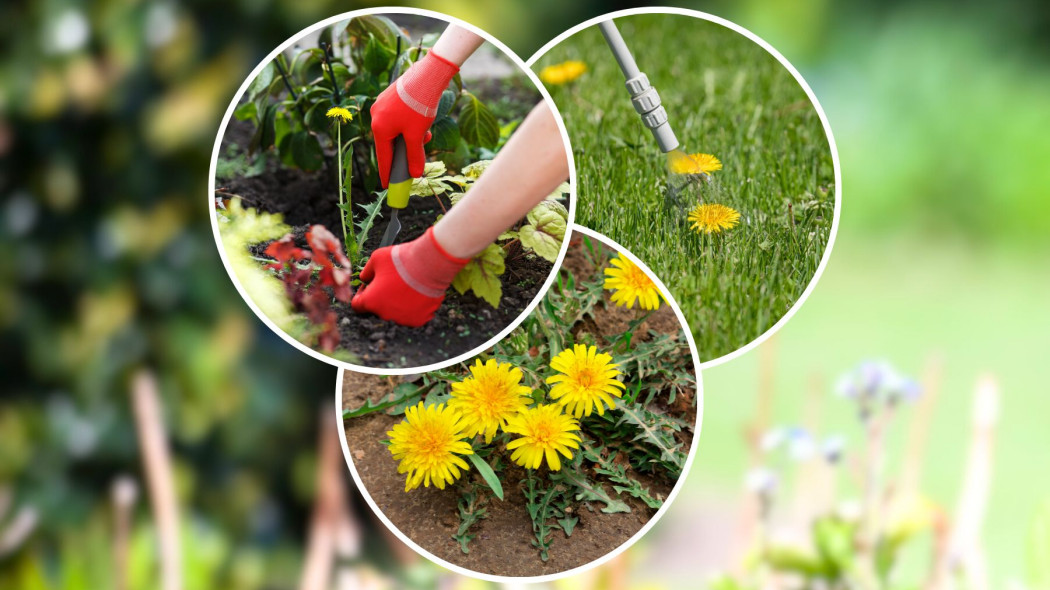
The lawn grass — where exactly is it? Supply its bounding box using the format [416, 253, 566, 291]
[535, 14, 835, 361]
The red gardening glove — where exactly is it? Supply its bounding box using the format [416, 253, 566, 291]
[351, 227, 470, 327]
[371, 51, 459, 187]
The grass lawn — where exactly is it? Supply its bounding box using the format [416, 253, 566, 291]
[534, 14, 835, 362]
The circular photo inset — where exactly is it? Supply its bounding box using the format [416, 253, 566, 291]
[338, 227, 702, 580]
[530, 9, 840, 365]
[210, 10, 573, 372]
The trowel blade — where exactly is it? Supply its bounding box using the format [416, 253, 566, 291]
[378, 209, 401, 248]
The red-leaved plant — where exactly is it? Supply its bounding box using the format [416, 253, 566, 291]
[265, 225, 352, 352]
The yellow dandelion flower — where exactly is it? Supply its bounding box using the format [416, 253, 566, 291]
[539, 60, 587, 85]
[505, 404, 581, 471]
[448, 359, 533, 443]
[326, 106, 353, 123]
[687, 203, 740, 234]
[604, 254, 662, 310]
[387, 402, 473, 491]
[669, 152, 722, 175]
[546, 344, 626, 418]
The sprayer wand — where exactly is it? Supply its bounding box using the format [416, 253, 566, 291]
[598, 19, 679, 153]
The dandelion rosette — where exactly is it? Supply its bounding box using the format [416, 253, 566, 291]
[448, 359, 533, 443]
[539, 60, 587, 85]
[504, 404, 581, 471]
[325, 106, 353, 123]
[687, 203, 740, 234]
[386, 402, 473, 491]
[670, 152, 722, 175]
[546, 344, 626, 418]
[604, 254, 662, 310]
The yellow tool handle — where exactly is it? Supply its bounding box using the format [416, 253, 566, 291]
[387, 178, 411, 209]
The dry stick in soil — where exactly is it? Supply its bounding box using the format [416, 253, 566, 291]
[111, 476, 138, 590]
[931, 375, 999, 590]
[299, 407, 362, 590]
[901, 354, 945, 496]
[735, 334, 778, 576]
[131, 370, 180, 590]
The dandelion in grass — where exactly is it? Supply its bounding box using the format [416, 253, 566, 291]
[325, 106, 353, 123]
[387, 402, 473, 491]
[505, 404, 581, 471]
[670, 152, 722, 175]
[449, 359, 533, 443]
[604, 254, 662, 310]
[546, 344, 625, 418]
[539, 60, 587, 85]
[687, 203, 740, 234]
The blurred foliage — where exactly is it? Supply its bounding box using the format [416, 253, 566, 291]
[3, 0, 1050, 586]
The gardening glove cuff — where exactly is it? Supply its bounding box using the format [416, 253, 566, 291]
[371, 51, 458, 187]
[395, 51, 458, 117]
[394, 226, 470, 295]
[350, 227, 470, 327]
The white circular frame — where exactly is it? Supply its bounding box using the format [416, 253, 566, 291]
[337, 224, 705, 583]
[208, 8, 578, 376]
[526, 7, 843, 371]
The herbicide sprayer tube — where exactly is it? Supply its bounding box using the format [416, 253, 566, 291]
[598, 19, 680, 154]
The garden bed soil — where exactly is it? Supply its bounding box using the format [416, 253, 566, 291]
[219, 119, 554, 368]
[341, 241, 695, 576]
[342, 373, 670, 577]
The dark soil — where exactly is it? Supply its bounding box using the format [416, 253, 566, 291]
[341, 234, 696, 576]
[219, 119, 553, 368]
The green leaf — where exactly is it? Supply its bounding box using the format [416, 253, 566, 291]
[342, 382, 426, 419]
[466, 453, 504, 501]
[362, 34, 394, 75]
[355, 197, 384, 252]
[814, 517, 855, 577]
[765, 545, 827, 577]
[462, 159, 492, 179]
[557, 516, 578, 536]
[410, 161, 452, 197]
[458, 91, 499, 149]
[233, 101, 257, 122]
[247, 62, 276, 100]
[451, 243, 506, 307]
[249, 103, 277, 153]
[552, 468, 630, 514]
[519, 207, 566, 262]
[427, 116, 460, 152]
[345, 15, 408, 52]
[435, 89, 457, 120]
[291, 48, 325, 84]
[290, 132, 323, 171]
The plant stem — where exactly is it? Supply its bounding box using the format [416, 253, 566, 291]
[274, 56, 304, 117]
[335, 123, 349, 256]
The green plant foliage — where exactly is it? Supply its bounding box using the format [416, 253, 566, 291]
[451, 243, 506, 308]
[523, 472, 577, 561]
[550, 457, 631, 514]
[584, 445, 663, 509]
[518, 206, 566, 263]
[215, 199, 296, 331]
[458, 91, 500, 150]
[453, 482, 489, 554]
[467, 453, 504, 500]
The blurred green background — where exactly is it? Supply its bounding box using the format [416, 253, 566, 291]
[2, 0, 1049, 587]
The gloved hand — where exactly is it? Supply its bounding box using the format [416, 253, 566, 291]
[351, 227, 470, 327]
[371, 51, 459, 187]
